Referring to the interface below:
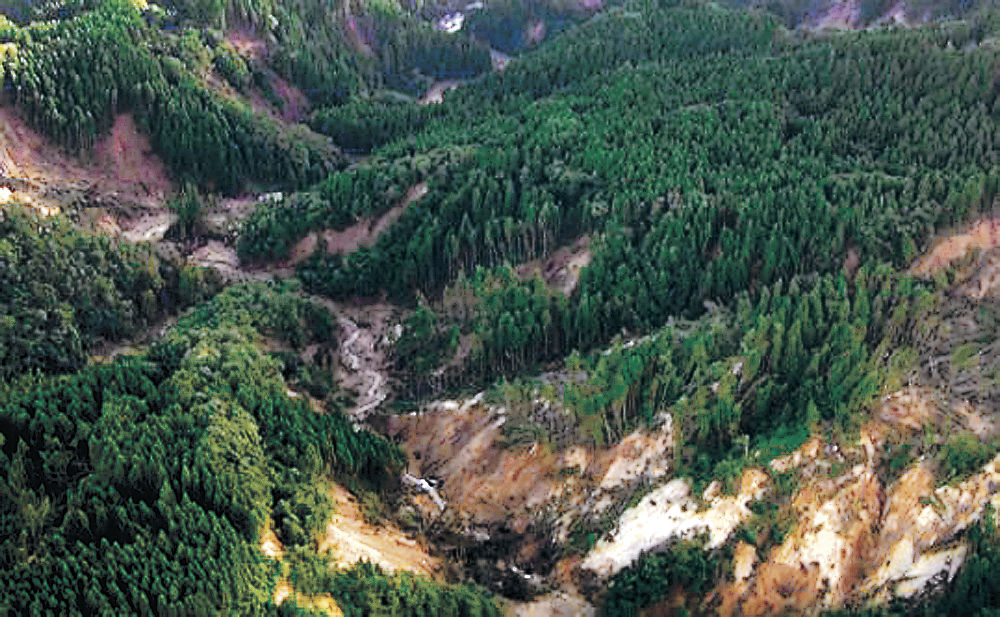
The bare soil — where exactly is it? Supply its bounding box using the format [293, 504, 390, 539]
[226, 29, 267, 61]
[515, 236, 592, 296]
[419, 81, 461, 105]
[0, 107, 172, 211]
[319, 482, 441, 577]
[387, 395, 675, 546]
[910, 218, 1000, 275]
[287, 182, 428, 265]
[814, 0, 860, 30]
[305, 297, 400, 421]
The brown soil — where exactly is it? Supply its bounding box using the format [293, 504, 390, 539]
[910, 218, 1000, 276]
[270, 74, 311, 123]
[876, 387, 996, 439]
[0, 107, 172, 211]
[205, 31, 313, 124]
[953, 246, 1000, 298]
[713, 396, 1000, 613]
[722, 562, 823, 616]
[318, 482, 440, 577]
[395, 409, 564, 531]
[387, 397, 674, 543]
[94, 115, 172, 195]
[515, 236, 593, 297]
[877, 387, 941, 432]
[287, 182, 428, 265]
[226, 29, 267, 61]
[723, 469, 883, 615]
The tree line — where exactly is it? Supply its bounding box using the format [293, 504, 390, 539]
[0, 282, 410, 615]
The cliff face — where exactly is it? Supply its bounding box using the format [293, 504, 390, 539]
[388, 218, 1000, 615]
[391, 388, 1000, 614]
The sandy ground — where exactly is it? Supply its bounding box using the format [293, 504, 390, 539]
[504, 590, 596, 617]
[319, 482, 441, 576]
[0, 107, 172, 211]
[262, 479, 436, 616]
[582, 469, 769, 577]
[287, 182, 428, 265]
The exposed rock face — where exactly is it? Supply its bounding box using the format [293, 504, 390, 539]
[389, 342, 1000, 613]
[581, 468, 768, 578]
[387, 392, 676, 595]
[575, 382, 1000, 615]
[718, 437, 1000, 615]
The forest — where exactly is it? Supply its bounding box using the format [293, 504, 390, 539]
[6, 0, 1000, 613]
[0, 274, 499, 615]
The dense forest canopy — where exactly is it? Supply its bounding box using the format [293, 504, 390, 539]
[5, 0, 1000, 613]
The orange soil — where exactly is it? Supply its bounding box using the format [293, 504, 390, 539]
[721, 562, 823, 616]
[318, 482, 440, 577]
[387, 401, 673, 537]
[0, 107, 172, 211]
[716, 386, 999, 614]
[910, 218, 1000, 275]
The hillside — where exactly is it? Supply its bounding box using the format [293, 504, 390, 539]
[6, 0, 1000, 615]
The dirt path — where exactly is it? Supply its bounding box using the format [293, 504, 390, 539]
[319, 482, 440, 576]
[287, 181, 428, 266]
